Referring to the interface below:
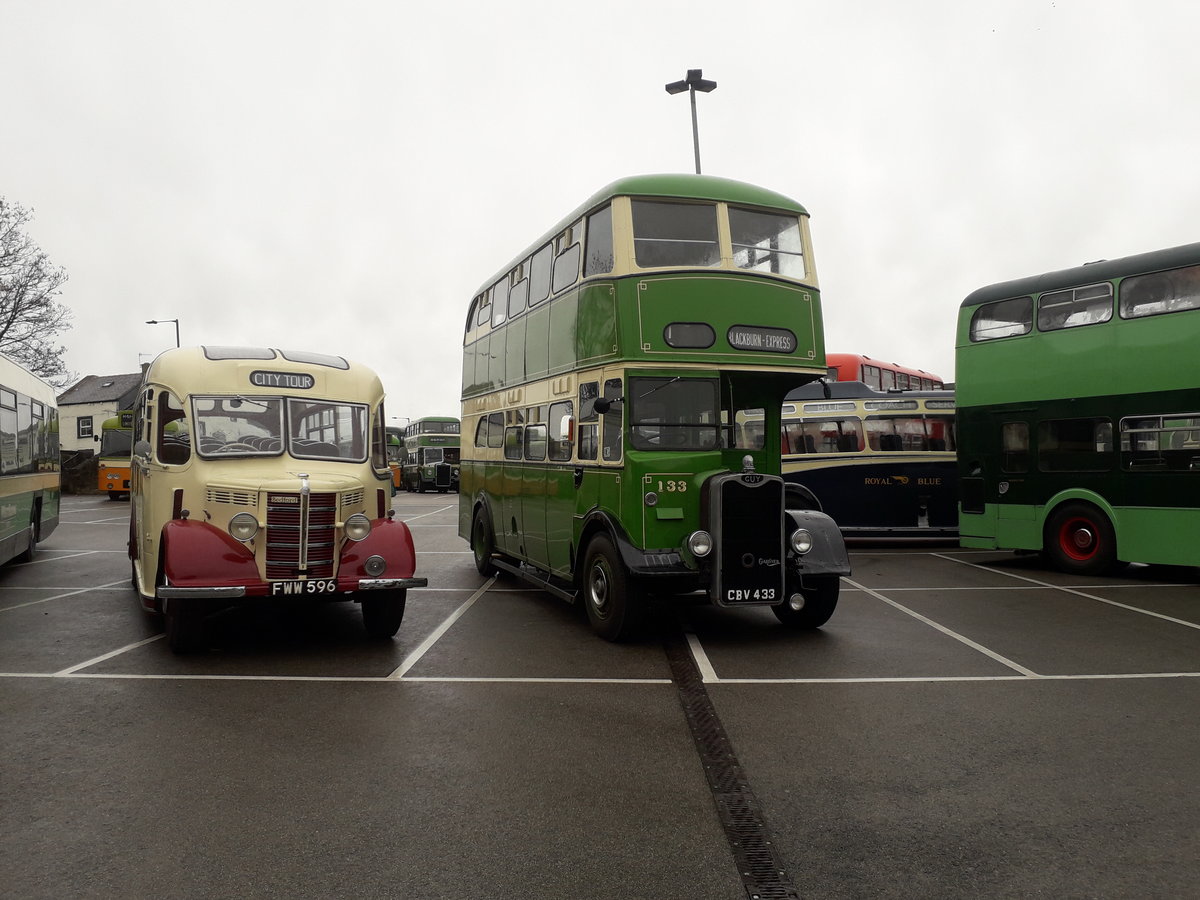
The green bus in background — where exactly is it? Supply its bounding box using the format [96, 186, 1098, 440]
[956, 241, 1200, 574]
[459, 173, 850, 640]
[0, 353, 60, 565]
[401, 417, 460, 493]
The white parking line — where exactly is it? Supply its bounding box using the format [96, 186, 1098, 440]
[387, 578, 492, 679]
[846, 576, 1040, 676]
[0, 579, 130, 613]
[936, 553, 1200, 631]
[55, 635, 165, 675]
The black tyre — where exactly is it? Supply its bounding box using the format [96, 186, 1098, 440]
[164, 600, 206, 653]
[15, 511, 39, 563]
[1045, 502, 1117, 575]
[773, 575, 839, 628]
[362, 589, 407, 638]
[581, 534, 645, 642]
[471, 507, 498, 577]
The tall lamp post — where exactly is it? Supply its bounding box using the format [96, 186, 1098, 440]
[664, 68, 717, 174]
[146, 318, 180, 348]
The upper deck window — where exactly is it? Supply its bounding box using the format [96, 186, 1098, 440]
[584, 205, 614, 276]
[970, 296, 1033, 342]
[730, 207, 805, 279]
[529, 244, 553, 306]
[203, 347, 277, 361]
[631, 200, 719, 268]
[279, 350, 350, 370]
[1119, 263, 1200, 319]
[1037, 283, 1113, 331]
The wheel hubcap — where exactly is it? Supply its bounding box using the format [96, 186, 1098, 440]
[1061, 518, 1097, 560]
[589, 564, 609, 613]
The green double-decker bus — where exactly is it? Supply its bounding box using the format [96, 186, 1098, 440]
[0, 353, 60, 566]
[956, 241, 1200, 573]
[401, 416, 460, 493]
[459, 173, 850, 640]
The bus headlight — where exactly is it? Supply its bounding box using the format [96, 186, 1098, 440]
[790, 528, 814, 555]
[687, 530, 713, 558]
[344, 513, 372, 542]
[229, 512, 259, 543]
[363, 554, 387, 576]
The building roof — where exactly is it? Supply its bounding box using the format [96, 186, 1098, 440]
[57, 373, 143, 408]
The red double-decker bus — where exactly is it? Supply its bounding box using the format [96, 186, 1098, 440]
[826, 353, 944, 391]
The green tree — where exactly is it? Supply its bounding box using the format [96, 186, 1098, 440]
[0, 197, 72, 386]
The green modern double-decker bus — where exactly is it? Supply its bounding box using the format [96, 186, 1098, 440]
[401, 416, 460, 493]
[956, 241, 1200, 573]
[0, 353, 60, 566]
[459, 173, 850, 640]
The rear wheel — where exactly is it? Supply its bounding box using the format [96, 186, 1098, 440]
[362, 589, 407, 638]
[1045, 502, 1117, 575]
[15, 509, 39, 563]
[773, 575, 840, 628]
[582, 534, 645, 642]
[471, 507, 498, 576]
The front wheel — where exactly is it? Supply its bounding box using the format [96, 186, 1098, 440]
[1045, 502, 1117, 575]
[362, 589, 407, 638]
[164, 600, 206, 653]
[773, 575, 840, 628]
[582, 534, 645, 642]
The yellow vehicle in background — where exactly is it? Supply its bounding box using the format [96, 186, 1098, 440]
[129, 346, 426, 652]
[97, 410, 134, 500]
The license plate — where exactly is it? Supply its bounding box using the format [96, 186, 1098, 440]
[270, 578, 337, 596]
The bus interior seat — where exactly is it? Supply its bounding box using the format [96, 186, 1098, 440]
[928, 438, 946, 451]
[303, 441, 338, 456]
[880, 434, 903, 451]
[803, 434, 816, 453]
[837, 434, 858, 452]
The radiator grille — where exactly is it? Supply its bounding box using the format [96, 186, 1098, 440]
[265, 491, 336, 578]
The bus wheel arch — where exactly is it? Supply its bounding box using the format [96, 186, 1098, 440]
[1043, 500, 1118, 575]
[784, 482, 823, 512]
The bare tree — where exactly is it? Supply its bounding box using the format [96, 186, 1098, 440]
[0, 197, 73, 387]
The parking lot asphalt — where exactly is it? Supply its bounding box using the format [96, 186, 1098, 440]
[2, 493, 1198, 899]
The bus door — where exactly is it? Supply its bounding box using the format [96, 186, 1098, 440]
[544, 399, 575, 575]
[571, 377, 624, 558]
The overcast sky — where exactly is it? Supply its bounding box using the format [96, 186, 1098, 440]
[4, 0, 1196, 417]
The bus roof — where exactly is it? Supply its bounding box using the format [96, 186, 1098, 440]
[961, 241, 1200, 308]
[144, 347, 383, 398]
[786, 380, 955, 402]
[475, 173, 809, 296]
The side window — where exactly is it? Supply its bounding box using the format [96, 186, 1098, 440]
[508, 264, 529, 319]
[504, 426, 523, 460]
[583, 205, 613, 276]
[474, 416, 489, 448]
[486, 412, 504, 449]
[157, 391, 191, 465]
[1001, 422, 1029, 472]
[528, 244, 553, 306]
[1120, 264, 1200, 319]
[491, 278, 509, 327]
[1037, 284, 1113, 331]
[602, 378, 622, 462]
[551, 221, 582, 295]
[524, 423, 548, 461]
[549, 400, 573, 461]
[1037, 418, 1113, 472]
[371, 404, 387, 469]
[970, 296, 1033, 341]
[578, 424, 598, 461]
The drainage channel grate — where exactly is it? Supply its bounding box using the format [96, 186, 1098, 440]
[663, 629, 800, 900]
